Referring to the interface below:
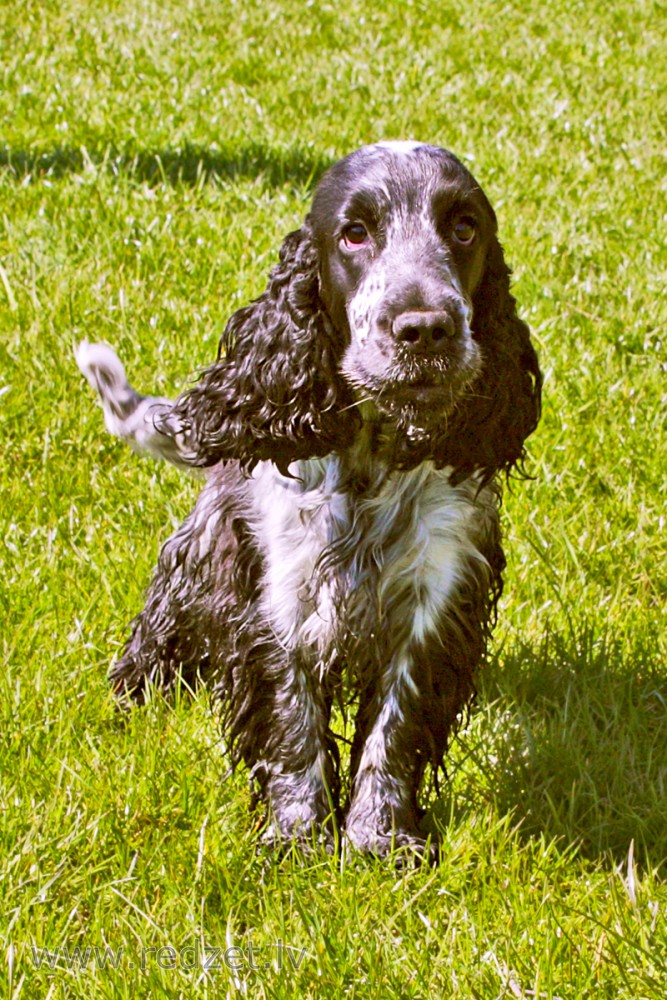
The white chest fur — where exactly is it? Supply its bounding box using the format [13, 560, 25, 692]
[249, 456, 498, 657]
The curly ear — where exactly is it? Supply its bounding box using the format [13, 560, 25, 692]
[435, 237, 542, 484]
[158, 218, 361, 471]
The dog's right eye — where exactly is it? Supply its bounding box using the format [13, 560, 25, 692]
[341, 223, 369, 249]
[452, 216, 477, 246]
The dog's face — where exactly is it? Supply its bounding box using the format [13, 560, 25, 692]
[161, 141, 538, 477]
[311, 142, 496, 427]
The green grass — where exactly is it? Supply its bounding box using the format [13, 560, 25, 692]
[2, 0, 666, 995]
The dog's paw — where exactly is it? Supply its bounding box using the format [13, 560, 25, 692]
[344, 824, 438, 865]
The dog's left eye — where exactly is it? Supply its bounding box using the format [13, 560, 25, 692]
[452, 217, 477, 245]
[341, 223, 369, 249]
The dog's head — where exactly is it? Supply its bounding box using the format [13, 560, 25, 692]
[166, 142, 541, 480]
[313, 143, 504, 453]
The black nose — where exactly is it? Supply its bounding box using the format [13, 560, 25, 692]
[392, 311, 456, 354]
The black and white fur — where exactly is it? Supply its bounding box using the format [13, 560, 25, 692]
[77, 142, 541, 858]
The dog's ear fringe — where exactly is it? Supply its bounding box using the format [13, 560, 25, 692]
[431, 237, 542, 485]
[155, 227, 541, 481]
[157, 218, 361, 470]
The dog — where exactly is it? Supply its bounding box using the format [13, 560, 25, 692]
[77, 141, 541, 857]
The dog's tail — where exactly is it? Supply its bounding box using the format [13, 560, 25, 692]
[75, 341, 195, 468]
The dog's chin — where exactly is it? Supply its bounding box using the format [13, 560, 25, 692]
[342, 374, 457, 469]
[343, 361, 482, 469]
[370, 371, 469, 426]
[342, 352, 481, 467]
[383, 379, 452, 406]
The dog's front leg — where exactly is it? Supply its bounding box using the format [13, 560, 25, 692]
[344, 651, 429, 859]
[239, 645, 339, 850]
[344, 624, 479, 861]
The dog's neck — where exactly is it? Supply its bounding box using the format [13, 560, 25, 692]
[350, 400, 442, 477]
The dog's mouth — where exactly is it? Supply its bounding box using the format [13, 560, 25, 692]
[344, 365, 464, 410]
[341, 335, 482, 431]
[381, 379, 451, 408]
[391, 363, 452, 386]
[377, 357, 470, 404]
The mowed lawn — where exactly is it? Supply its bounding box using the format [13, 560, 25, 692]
[1, 0, 666, 996]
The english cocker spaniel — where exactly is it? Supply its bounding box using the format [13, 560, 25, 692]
[77, 141, 541, 858]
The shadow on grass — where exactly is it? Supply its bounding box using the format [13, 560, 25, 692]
[430, 627, 667, 867]
[0, 141, 333, 190]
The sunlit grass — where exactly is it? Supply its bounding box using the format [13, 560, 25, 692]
[1, 0, 666, 995]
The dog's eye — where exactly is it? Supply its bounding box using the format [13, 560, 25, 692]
[452, 217, 476, 246]
[341, 223, 369, 249]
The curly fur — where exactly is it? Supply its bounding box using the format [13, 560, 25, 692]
[77, 142, 541, 859]
[156, 223, 361, 472]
